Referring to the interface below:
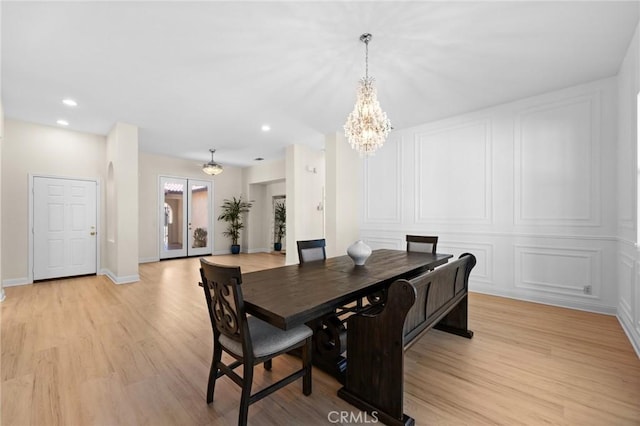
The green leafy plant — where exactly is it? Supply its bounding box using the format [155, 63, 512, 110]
[217, 196, 253, 246]
[274, 201, 286, 244]
[193, 227, 208, 248]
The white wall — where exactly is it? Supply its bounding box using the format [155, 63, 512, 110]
[0, 100, 4, 300]
[1, 120, 107, 285]
[138, 151, 244, 260]
[105, 122, 139, 283]
[285, 144, 325, 264]
[617, 20, 640, 355]
[325, 132, 361, 259]
[361, 77, 619, 314]
[0, 1, 4, 300]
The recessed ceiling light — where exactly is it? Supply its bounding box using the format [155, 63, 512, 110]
[254, 157, 264, 161]
[56, 120, 69, 126]
[261, 125, 270, 132]
[62, 98, 77, 107]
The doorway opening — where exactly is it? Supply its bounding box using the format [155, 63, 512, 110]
[159, 176, 212, 259]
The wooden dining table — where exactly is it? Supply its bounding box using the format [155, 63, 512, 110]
[241, 249, 452, 381]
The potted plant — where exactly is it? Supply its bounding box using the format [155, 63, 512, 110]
[218, 196, 253, 254]
[193, 227, 208, 248]
[274, 201, 286, 251]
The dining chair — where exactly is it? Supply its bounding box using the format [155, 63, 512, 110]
[406, 235, 439, 254]
[199, 258, 313, 426]
[297, 239, 327, 263]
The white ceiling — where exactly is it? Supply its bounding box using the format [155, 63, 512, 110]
[2, 1, 639, 167]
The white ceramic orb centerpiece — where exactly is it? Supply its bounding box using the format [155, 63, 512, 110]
[347, 240, 372, 266]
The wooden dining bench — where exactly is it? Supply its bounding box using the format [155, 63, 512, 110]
[338, 253, 476, 426]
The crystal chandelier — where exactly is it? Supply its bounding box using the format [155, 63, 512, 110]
[202, 149, 223, 175]
[344, 33, 392, 156]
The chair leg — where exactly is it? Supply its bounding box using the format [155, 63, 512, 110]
[207, 343, 223, 404]
[302, 336, 312, 396]
[263, 359, 272, 371]
[238, 363, 254, 426]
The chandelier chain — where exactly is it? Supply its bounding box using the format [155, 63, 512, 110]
[365, 38, 369, 79]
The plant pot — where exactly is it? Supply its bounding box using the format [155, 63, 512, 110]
[231, 244, 240, 254]
[274, 242, 282, 251]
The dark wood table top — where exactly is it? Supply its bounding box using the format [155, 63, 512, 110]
[242, 249, 452, 329]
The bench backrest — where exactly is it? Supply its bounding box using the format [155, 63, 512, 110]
[402, 253, 476, 346]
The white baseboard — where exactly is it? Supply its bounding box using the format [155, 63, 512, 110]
[2, 277, 30, 287]
[213, 249, 232, 255]
[102, 269, 140, 285]
[139, 257, 159, 264]
[617, 311, 640, 358]
[246, 248, 270, 254]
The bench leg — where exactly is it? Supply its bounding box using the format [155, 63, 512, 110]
[434, 294, 474, 338]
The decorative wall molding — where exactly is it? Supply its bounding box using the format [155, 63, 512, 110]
[636, 261, 640, 332]
[362, 236, 403, 250]
[618, 253, 635, 321]
[361, 228, 618, 242]
[438, 241, 494, 284]
[514, 245, 602, 299]
[360, 78, 619, 322]
[617, 314, 640, 358]
[414, 119, 493, 225]
[514, 92, 601, 227]
[618, 237, 639, 248]
[363, 138, 402, 225]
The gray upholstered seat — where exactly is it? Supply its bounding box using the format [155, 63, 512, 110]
[220, 316, 312, 358]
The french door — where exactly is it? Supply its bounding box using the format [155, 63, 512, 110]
[33, 177, 98, 280]
[159, 177, 212, 259]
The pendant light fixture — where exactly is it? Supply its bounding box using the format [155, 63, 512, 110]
[344, 33, 392, 156]
[202, 149, 223, 176]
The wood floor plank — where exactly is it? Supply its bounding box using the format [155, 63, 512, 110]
[2, 253, 639, 425]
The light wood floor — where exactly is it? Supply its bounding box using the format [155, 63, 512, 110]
[2, 253, 639, 425]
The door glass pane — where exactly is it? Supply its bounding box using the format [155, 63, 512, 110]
[163, 182, 184, 251]
[190, 184, 209, 249]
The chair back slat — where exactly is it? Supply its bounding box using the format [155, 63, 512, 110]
[200, 259, 249, 350]
[406, 235, 438, 254]
[297, 239, 327, 264]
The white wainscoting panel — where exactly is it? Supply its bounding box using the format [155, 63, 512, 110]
[437, 241, 494, 284]
[636, 262, 640, 337]
[363, 236, 404, 250]
[619, 252, 635, 322]
[514, 94, 601, 226]
[363, 139, 402, 225]
[414, 119, 492, 225]
[361, 78, 618, 317]
[515, 245, 601, 299]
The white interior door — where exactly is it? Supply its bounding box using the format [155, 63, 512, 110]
[160, 177, 212, 259]
[33, 177, 97, 280]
